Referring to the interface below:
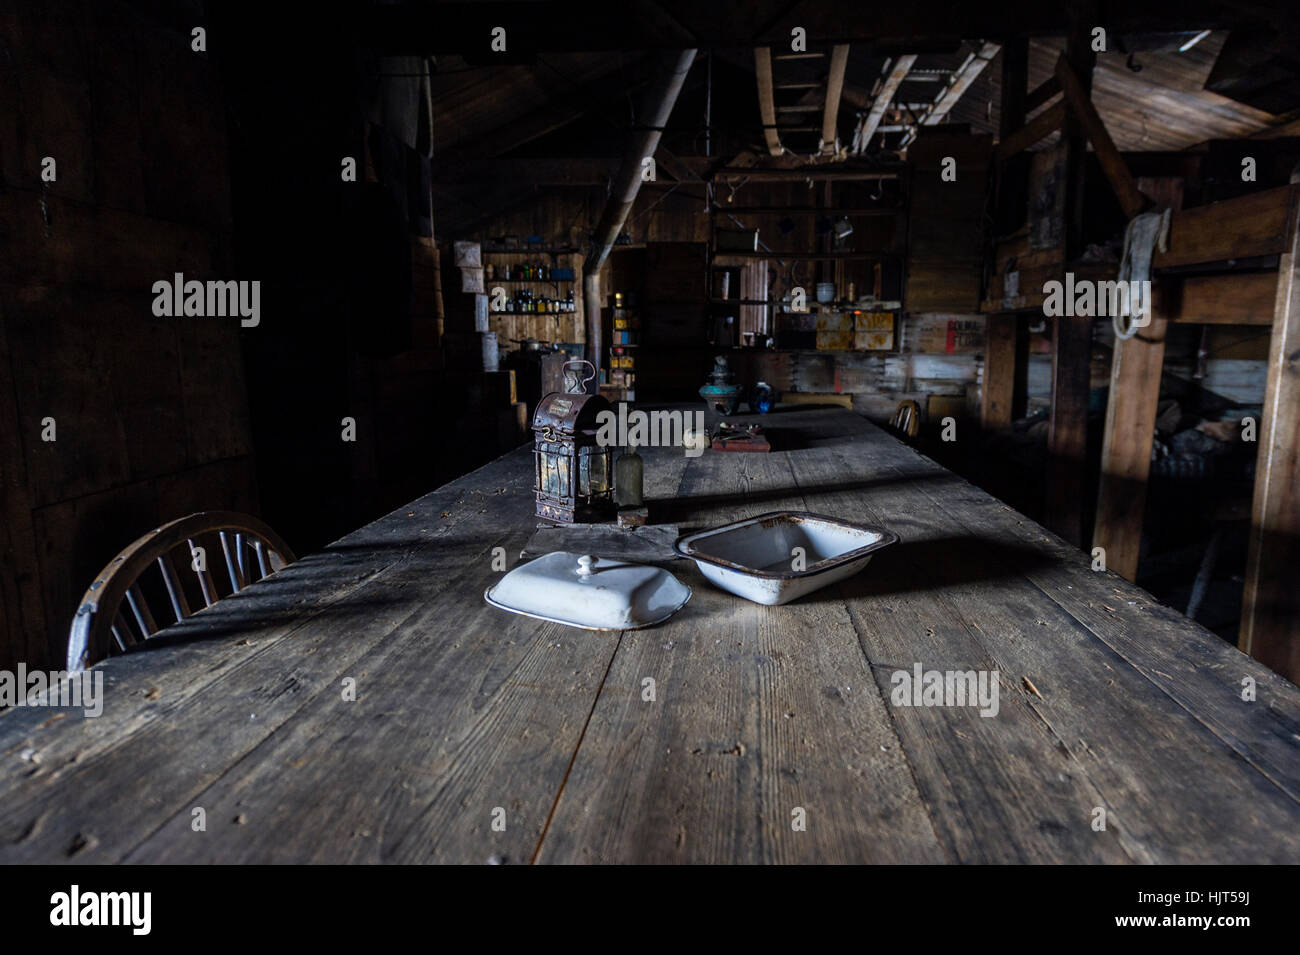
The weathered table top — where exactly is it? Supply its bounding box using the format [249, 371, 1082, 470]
[3, 406, 1298, 863]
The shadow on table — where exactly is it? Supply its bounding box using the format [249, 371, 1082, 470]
[114, 545, 428, 656]
[650, 471, 959, 525]
[795, 535, 1060, 603]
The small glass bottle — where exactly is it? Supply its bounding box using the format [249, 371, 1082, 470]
[615, 439, 644, 508]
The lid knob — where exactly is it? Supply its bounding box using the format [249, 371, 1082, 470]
[577, 555, 594, 577]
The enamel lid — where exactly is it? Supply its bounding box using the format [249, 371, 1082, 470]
[485, 551, 690, 631]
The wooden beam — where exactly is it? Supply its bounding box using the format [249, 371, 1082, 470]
[820, 44, 850, 153]
[1024, 75, 1062, 113]
[1044, 316, 1093, 546]
[1091, 178, 1184, 579]
[712, 168, 901, 182]
[653, 145, 703, 183]
[1053, 54, 1146, 219]
[1045, 7, 1097, 548]
[981, 314, 1018, 429]
[1154, 184, 1300, 269]
[434, 57, 652, 171]
[436, 157, 619, 184]
[853, 55, 916, 156]
[721, 206, 901, 215]
[1092, 308, 1171, 580]
[1250, 115, 1300, 139]
[754, 47, 784, 157]
[1240, 189, 1300, 683]
[993, 102, 1066, 160]
[1160, 273, 1280, 325]
[996, 36, 1029, 236]
[921, 41, 1000, 127]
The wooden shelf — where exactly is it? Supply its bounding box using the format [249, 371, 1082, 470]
[718, 206, 904, 216]
[713, 250, 901, 260]
[481, 247, 580, 255]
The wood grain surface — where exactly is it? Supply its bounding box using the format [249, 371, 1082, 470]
[1, 406, 1297, 863]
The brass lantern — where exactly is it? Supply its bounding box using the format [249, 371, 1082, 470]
[533, 376, 615, 524]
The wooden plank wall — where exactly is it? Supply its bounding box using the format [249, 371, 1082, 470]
[905, 129, 993, 312]
[0, 1, 256, 671]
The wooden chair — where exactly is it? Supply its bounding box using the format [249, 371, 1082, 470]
[890, 400, 921, 440]
[67, 511, 295, 673]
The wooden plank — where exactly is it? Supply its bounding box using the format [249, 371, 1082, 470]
[753, 47, 784, 157]
[0, 449, 598, 863]
[1092, 309, 1171, 580]
[820, 44, 850, 152]
[1240, 187, 1300, 684]
[993, 101, 1065, 160]
[0, 298, 47, 672]
[819, 417, 1300, 855]
[1024, 75, 1061, 113]
[536, 444, 945, 863]
[712, 168, 900, 182]
[1052, 53, 1145, 219]
[996, 37, 1030, 236]
[1092, 180, 1185, 579]
[854, 55, 916, 155]
[1044, 316, 1093, 546]
[920, 41, 1000, 128]
[980, 314, 1017, 429]
[6, 406, 1300, 863]
[1161, 273, 1279, 325]
[1154, 185, 1300, 269]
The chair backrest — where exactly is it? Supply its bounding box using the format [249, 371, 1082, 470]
[890, 399, 921, 439]
[67, 511, 295, 672]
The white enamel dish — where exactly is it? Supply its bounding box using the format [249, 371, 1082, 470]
[485, 551, 691, 631]
[673, 511, 898, 606]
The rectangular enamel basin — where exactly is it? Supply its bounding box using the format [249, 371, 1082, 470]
[673, 511, 898, 606]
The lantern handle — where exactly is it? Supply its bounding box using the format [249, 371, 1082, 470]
[563, 359, 597, 394]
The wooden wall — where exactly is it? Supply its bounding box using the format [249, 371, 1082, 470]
[906, 129, 993, 312]
[0, 0, 256, 671]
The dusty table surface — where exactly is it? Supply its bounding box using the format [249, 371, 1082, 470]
[2, 406, 1298, 863]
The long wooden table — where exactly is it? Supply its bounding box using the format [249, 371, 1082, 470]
[3, 406, 1298, 863]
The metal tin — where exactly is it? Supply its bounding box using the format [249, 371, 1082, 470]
[673, 511, 898, 605]
[485, 551, 691, 631]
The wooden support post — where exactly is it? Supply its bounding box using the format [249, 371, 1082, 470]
[1061, 4, 1096, 263]
[1045, 317, 1093, 546]
[1091, 177, 1184, 580]
[981, 314, 1019, 429]
[1092, 307, 1170, 580]
[996, 36, 1029, 236]
[1044, 5, 1096, 548]
[1240, 189, 1300, 683]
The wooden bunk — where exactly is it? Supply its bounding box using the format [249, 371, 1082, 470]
[983, 49, 1300, 683]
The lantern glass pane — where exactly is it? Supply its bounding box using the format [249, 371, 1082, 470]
[540, 450, 568, 501]
[589, 448, 608, 495]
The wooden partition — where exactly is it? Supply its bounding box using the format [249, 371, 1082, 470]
[1092, 184, 1300, 683]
